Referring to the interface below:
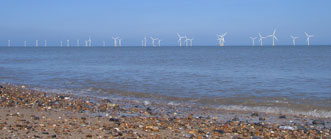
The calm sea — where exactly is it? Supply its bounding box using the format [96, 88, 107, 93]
[1, 46, 330, 117]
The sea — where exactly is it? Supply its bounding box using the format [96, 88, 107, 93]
[1, 46, 330, 117]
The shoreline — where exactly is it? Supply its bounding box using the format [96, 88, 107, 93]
[0, 84, 330, 138]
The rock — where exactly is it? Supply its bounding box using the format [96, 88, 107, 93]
[279, 126, 295, 130]
[252, 136, 263, 139]
[214, 129, 224, 134]
[279, 115, 286, 119]
[259, 117, 265, 121]
[42, 131, 49, 134]
[86, 134, 92, 138]
[183, 133, 194, 138]
[232, 117, 239, 121]
[251, 113, 259, 117]
[312, 120, 325, 125]
[146, 126, 159, 131]
[109, 118, 120, 122]
[33, 116, 40, 120]
[51, 135, 57, 138]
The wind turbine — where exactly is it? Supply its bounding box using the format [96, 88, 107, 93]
[250, 37, 257, 46]
[186, 38, 193, 47]
[118, 38, 122, 47]
[8, 40, 10, 47]
[77, 40, 80, 47]
[156, 38, 161, 47]
[290, 35, 299, 46]
[44, 40, 47, 47]
[60, 41, 63, 47]
[67, 40, 70, 47]
[217, 32, 227, 47]
[177, 33, 185, 47]
[184, 35, 189, 47]
[24, 40, 26, 47]
[88, 35, 92, 47]
[85, 40, 88, 47]
[36, 40, 38, 47]
[305, 32, 314, 46]
[268, 29, 278, 46]
[258, 33, 268, 46]
[150, 37, 157, 47]
[112, 37, 118, 47]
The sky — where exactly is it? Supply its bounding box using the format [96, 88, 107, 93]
[0, 0, 330, 46]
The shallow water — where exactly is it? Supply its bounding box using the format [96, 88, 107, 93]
[1, 46, 331, 117]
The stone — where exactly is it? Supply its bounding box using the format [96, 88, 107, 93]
[312, 120, 324, 125]
[279, 115, 286, 119]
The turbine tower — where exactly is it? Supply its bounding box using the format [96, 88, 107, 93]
[24, 40, 26, 47]
[85, 40, 88, 47]
[118, 39, 122, 47]
[290, 35, 299, 46]
[268, 29, 278, 46]
[185, 36, 189, 47]
[156, 38, 161, 47]
[250, 37, 257, 46]
[36, 40, 38, 47]
[88, 35, 92, 47]
[150, 37, 157, 47]
[77, 40, 80, 47]
[305, 32, 314, 46]
[8, 40, 10, 47]
[177, 33, 185, 47]
[67, 40, 70, 47]
[60, 41, 63, 47]
[258, 33, 268, 46]
[112, 37, 118, 47]
[44, 40, 47, 47]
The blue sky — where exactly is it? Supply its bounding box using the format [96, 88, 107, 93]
[0, 0, 330, 46]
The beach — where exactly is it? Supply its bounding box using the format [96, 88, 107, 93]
[0, 84, 330, 138]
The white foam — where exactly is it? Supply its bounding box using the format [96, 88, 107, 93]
[217, 105, 331, 118]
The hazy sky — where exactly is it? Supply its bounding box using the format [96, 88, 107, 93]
[0, 0, 330, 46]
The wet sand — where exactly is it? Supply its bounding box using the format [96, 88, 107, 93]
[0, 84, 330, 138]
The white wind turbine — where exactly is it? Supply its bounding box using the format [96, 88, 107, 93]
[268, 29, 278, 46]
[118, 38, 122, 47]
[156, 38, 161, 47]
[186, 38, 193, 47]
[77, 40, 80, 47]
[24, 40, 26, 47]
[305, 32, 314, 46]
[217, 32, 227, 47]
[177, 33, 186, 47]
[290, 35, 299, 46]
[184, 35, 189, 47]
[67, 40, 70, 47]
[36, 40, 39, 47]
[88, 35, 92, 47]
[60, 41, 63, 47]
[250, 37, 257, 46]
[258, 33, 268, 46]
[44, 40, 47, 47]
[8, 40, 10, 47]
[150, 37, 157, 47]
[85, 40, 88, 47]
[142, 37, 147, 47]
[112, 37, 119, 47]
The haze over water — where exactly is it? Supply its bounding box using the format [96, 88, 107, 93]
[1, 46, 331, 117]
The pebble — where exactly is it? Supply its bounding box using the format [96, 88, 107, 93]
[312, 120, 325, 125]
